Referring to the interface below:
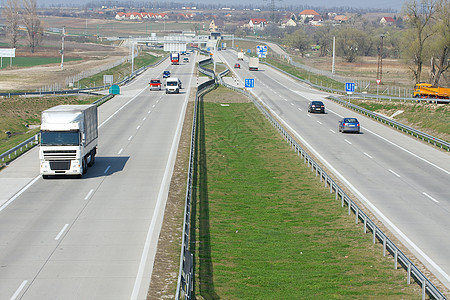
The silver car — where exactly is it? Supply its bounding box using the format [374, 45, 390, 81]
[338, 118, 360, 133]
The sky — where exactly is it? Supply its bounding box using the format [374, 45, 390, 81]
[35, 0, 406, 11]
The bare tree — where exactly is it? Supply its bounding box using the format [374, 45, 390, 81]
[402, 0, 439, 83]
[428, 0, 449, 86]
[3, 0, 21, 48]
[21, 0, 44, 53]
[284, 28, 312, 57]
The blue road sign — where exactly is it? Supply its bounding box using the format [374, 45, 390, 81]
[245, 78, 255, 88]
[257, 45, 268, 58]
[345, 82, 355, 93]
[247, 49, 252, 53]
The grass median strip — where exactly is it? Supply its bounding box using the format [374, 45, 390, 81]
[192, 87, 420, 299]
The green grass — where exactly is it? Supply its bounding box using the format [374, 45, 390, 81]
[351, 100, 450, 142]
[0, 56, 81, 69]
[192, 88, 420, 299]
[76, 52, 161, 88]
[266, 57, 345, 91]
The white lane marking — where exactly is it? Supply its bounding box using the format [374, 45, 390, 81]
[329, 129, 336, 134]
[152, 105, 155, 108]
[0, 175, 40, 213]
[118, 148, 123, 155]
[143, 117, 146, 121]
[345, 139, 352, 144]
[99, 86, 148, 128]
[251, 92, 450, 284]
[104, 166, 111, 174]
[10, 280, 28, 300]
[84, 189, 94, 200]
[297, 107, 302, 111]
[364, 152, 373, 159]
[136, 125, 140, 130]
[130, 60, 194, 300]
[389, 169, 401, 177]
[307, 114, 311, 118]
[55, 224, 69, 240]
[148, 110, 151, 114]
[128, 136, 133, 141]
[317, 121, 322, 125]
[290, 103, 295, 106]
[326, 107, 450, 175]
[283, 99, 287, 101]
[423, 192, 439, 203]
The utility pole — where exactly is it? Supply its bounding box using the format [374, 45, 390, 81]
[332, 36, 335, 74]
[60, 27, 65, 70]
[376, 34, 385, 85]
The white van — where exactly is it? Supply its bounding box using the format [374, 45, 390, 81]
[165, 77, 182, 94]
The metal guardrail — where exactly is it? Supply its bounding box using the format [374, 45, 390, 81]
[328, 95, 450, 151]
[175, 58, 217, 300]
[216, 68, 447, 300]
[261, 61, 450, 150]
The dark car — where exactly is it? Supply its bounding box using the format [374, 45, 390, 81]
[339, 118, 360, 133]
[234, 63, 240, 68]
[308, 101, 325, 113]
[163, 70, 171, 78]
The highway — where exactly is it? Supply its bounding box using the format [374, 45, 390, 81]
[218, 49, 450, 290]
[0, 54, 196, 299]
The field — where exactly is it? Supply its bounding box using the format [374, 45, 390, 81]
[0, 56, 81, 69]
[192, 86, 421, 299]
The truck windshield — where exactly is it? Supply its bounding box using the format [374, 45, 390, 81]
[167, 81, 178, 86]
[41, 131, 80, 146]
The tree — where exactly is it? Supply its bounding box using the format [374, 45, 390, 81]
[313, 26, 334, 57]
[428, 0, 449, 85]
[336, 27, 367, 62]
[21, 0, 44, 53]
[402, 0, 440, 83]
[3, 0, 21, 48]
[284, 28, 312, 57]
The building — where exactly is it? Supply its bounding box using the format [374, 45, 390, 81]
[298, 9, 320, 23]
[380, 16, 395, 25]
[209, 19, 225, 32]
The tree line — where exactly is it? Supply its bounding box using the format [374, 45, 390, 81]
[280, 0, 449, 86]
[3, 0, 44, 53]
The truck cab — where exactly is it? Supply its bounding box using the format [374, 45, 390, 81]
[165, 77, 181, 94]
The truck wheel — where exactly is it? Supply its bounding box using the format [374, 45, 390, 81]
[43, 175, 49, 179]
[88, 151, 95, 167]
[82, 158, 87, 174]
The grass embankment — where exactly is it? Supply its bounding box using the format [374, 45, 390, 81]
[351, 100, 450, 143]
[192, 86, 420, 299]
[0, 95, 101, 158]
[0, 57, 81, 69]
[76, 52, 162, 88]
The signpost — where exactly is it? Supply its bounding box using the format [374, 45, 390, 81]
[245, 78, 255, 88]
[345, 82, 355, 102]
[257, 45, 268, 58]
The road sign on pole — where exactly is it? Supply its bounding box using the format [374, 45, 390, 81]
[245, 78, 255, 88]
[345, 82, 355, 94]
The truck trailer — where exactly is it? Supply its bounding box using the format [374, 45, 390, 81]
[237, 52, 244, 60]
[249, 57, 259, 71]
[39, 105, 98, 178]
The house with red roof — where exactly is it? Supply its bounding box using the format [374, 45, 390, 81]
[247, 18, 267, 30]
[298, 9, 320, 23]
[380, 16, 395, 25]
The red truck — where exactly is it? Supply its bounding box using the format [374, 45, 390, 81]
[170, 53, 180, 65]
[149, 79, 162, 91]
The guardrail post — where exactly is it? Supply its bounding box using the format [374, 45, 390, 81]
[348, 200, 351, 215]
[330, 182, 333, 193]
[407, 262, 411, 284]
[373, 227, 377, 244]
[324, 176, 327, 187]
[422, 278, 426, 300]
[364, 216, 367, 233]
[341, 195, 344, 207]
[355, 208, 359, 224]
[394, 249, 398, 269]
[383, 236, 386, 256]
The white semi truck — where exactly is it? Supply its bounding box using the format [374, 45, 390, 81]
[39, 105, 98, 178]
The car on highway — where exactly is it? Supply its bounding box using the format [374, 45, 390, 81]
[163, 70, 171, 78]
[338, 117, 360, 133]
[183, 57, 189, 63]
[234, 63, 240, 68]
[149, 79, 162, 91]
[307, 101, 325, 113]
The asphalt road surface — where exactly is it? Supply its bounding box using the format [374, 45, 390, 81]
[0, 53, 196, 299]
[218, 49, 450, 290]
